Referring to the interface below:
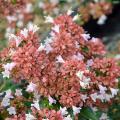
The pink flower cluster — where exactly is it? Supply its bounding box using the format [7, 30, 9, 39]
[0, 14, 120, 119]
[6, 108, 63, 120]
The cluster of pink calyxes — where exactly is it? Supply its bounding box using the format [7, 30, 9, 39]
[0, 13, 120, 120]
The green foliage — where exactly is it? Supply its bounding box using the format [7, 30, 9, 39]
[108, 103, 120, 120]
[107, 0, 120, 4]
[11, 0, 17, 4]
[78, 107, 99, 120]
[82, 46, 89, 53]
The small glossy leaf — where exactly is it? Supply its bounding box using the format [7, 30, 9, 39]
[78, 107, 98, 120]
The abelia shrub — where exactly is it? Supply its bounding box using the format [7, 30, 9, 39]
[0, 13, 119, 120]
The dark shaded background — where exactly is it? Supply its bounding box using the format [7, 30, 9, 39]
[83, 3, 120, 51]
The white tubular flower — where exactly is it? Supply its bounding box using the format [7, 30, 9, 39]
[73, 14, 79, 21]
[75, 41, 80, 48]
[115, 54, 120, 60]
[26, 113, 36, 120]
[9, 34, 22, 47]
[86, 59, 93, 67]
[17, 20, 23, 28]
[5, 27, 15, 38]
[63, 115, 72, 120]
[31, 100, 40, 110]
[1, 89, 13, 107]
[73, 53, 84, 61]
[72, 106, 81, 115]
[48, 96, 56, 105]
[28, 23, 39, 33]
[90, 93, 98, 102]
[50, 31, 56, 38]
[42, 119, 49, 120]
[50, 0, 59, 5]
[6, 15, 17, 23]
[56, 55, 65, 63]
[110, 88, 119, 97]
[37, 43, 45, 52]
[97, 93, 112, 102]
[81, 94, 88, 102]
[25, 3, 33, 13]
[5, 89, 13, 99]
[26, 82, 37, 92]
[7, 106, 16, 115]
[80, 77, 91, 88]
[81, 33, 90, 41]
[52, 25, 60, 33]
[97, 15, 107, 25]
[104, 94, 112, 102]
[80, 81, 87, 89]
[20, 28, 28, 38]
[91, 37, 98, 43]
[67, 9, 74, 15]
[8, 33, 17, 41]
[15, 36, 22, 47]
[15, 89, 22, 97]
[99, 113, 109, 120]
[44, 44, 53, 54]
[33, 92, 41, 100]
[44, 37, 53, 45]
[98, 85, 107, 94]
[3, 62, 16, 71]
[94, 0, 99, 2]
[1, 97, 10, 107]
[0, 92, 3, 96]
[76, 71, 84, 80]
[97, 93, 105, 102]
[44, 16, 54, 23]
[38, 2, 45, 9]
[2, 70, 10, 78]
[60, 107, 68, 116]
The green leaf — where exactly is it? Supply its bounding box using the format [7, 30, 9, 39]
[82, 46, 89, 53]
[0, 115, 4, 120]
[11, 0, 17, 4]
[24, 101, 32, 108]
[108, 103, 120, 120]
[78, 107, 99, 120]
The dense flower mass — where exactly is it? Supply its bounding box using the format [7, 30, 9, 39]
[79, 0, 113, 25]
[0, 13, 120, 119]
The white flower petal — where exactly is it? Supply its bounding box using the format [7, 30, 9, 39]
[72, 106, 81, 115]
[97, 15, 107, 25]
[90, 93, 98, 102]
[52, 25, 60, 33]
[31, 100, 40, 110]
[63, 115, 72, 120]
[98, 85, 107, 94]
[48, 96, 56, 105]
[81, 34, 90, 41]
[56, 55, 65, 63]
[60, 107, 68, 116]
[1, 97, 10, 107]
[15, 89, 22, 97]
[76, 71, 84, 80]
[26, 82, 37, 92]
[110, 88, 119, 97]
[20, 28, 28, 38]
[28, 23, 39, 33]
[26, 113, 36, 120]
[7, 106, 16, 115]
[37, 43, 45, 52]
[67, 9, 74, 15]
[73, 14, 79, 21]
[44, 16, 54, 23]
